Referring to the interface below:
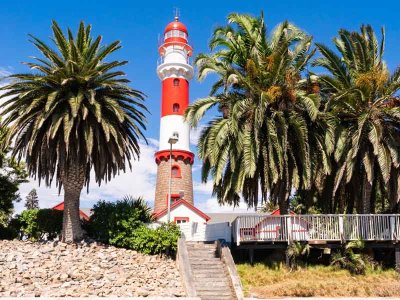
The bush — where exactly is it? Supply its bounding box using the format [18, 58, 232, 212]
[129, 223, 181, 255]
[287, 242, 310, 270]
[0, 216, 22, 240]
[87, 196, 153, 244]
[331, 240, 376, 275]
[86, 197, 180, 256]
[18, 209, 63, 240]
[0, 224, 18, 240]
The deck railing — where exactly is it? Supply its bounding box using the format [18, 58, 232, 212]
[232, 214, 400, 245]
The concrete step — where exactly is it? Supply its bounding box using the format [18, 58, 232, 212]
[190, 260, 224, 268]
[200, 297, 234, 300]
[196, 290, 234, 296]
[189, 253, 221, 260]
[186, 245, 217, 251]
[188, 250, 217, 257]
[201, 297, 233, 300]
[186, 247, 217, 252]
[190, 265, 224, 271]
[187, 253, 218, 258]
[195, 281, 231, 286]
[191, 268, 225, 272]
[188, 257, 221, 262]
[189, 258, 222, 263]
[186, 248, 217, 253]
[196, 288, 232, 292]
[193, 273, 228, 279]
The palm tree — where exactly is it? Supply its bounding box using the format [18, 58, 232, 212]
[186, 13, 333, 213]
[0, 21, 147, 242]
[286, 241, 310, 270]
[314, 25, 400, 213]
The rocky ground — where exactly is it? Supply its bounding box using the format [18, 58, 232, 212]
[0, 240, 185, 297]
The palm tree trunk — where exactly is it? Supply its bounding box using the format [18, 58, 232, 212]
[388, 168, 400, 213]
[278, 181, 289, 215]
[361, 171, 373, 214]
[338, 183, 346, 214]
[61, 163, 85, 242]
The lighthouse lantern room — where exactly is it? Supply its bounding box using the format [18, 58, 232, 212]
[154, 17, 197, 218]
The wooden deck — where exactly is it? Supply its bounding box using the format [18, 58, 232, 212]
[232, 214, 400, 246]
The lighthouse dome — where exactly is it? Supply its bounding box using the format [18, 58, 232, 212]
[164, 18, 188, 35]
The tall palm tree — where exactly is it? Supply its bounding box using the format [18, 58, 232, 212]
[0, 21, 147, 241]
[314, 25, 400, 213]
[186, 13, 333, 213]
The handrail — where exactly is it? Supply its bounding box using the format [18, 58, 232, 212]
[177, 238, 197, 297]
[216, 240, 244, 300]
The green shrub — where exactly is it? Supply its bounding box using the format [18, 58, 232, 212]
[0, 215, 22, 240]
[19, 209, 63, 240]
[0, 224, 18, 240]
[331, 240, 376, 275]
[287, 242, 310, 270]
[128, 223, 181, 255]
[86, 197, 180, 256]
[87, 196, 153, 244]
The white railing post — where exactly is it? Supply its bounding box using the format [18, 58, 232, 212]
[286, 216, 292, 244]
[236, 218, 241, 246]
[390, 216, 396, 241]
[339, 215, 344, 243]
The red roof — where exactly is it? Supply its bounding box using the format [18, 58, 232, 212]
[154, 199, 210, 221]
[52, 202, 90, 221]
[164, 19, 188, 34]
[271, 208, 296, 216]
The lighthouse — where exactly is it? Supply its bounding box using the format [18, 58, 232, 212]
[154, 17, 195, 214]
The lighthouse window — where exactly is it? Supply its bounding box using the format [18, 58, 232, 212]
[171, 165, 181, 178]
[173, 78, 180, 86]
[173, 103, 180, 113]
[164, 30, 187, 40]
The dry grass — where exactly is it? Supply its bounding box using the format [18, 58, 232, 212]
[237, 263, 400, 297]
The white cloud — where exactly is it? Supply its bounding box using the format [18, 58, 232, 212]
[0, 67, 12, 78]
[193, 180, 214, 194]
[191, 163, 202, 173]
[16, 140, 158, 213]
[190, 126, 204, 146]
[197, 197, 254, 213]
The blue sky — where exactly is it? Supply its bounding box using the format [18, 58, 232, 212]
[2, 0, 400, 212]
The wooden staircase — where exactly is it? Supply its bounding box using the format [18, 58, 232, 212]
[186, 242, 237, 300]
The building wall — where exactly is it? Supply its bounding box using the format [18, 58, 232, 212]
[154, 156, 194, 212]
[157, 204, 206, 224]
[178, 222, 232, 242]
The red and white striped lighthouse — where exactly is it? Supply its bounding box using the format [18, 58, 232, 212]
[154, 17, 194, 213]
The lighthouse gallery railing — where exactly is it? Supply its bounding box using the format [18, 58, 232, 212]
[231, 214, 400, 245]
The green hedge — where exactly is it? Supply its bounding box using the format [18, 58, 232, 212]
[128, 223, 181, 255]
[85, 196, 153, 244]
[18, 209, 63, 240]
[86, 196, 181, 255]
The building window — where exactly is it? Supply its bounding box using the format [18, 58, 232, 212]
[166, 194, 180, 207]
[171, 165, 181, 178]
[173, 103, 180, 113]
[174, 217, 189, 224]
[173, 78, 180, 86]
